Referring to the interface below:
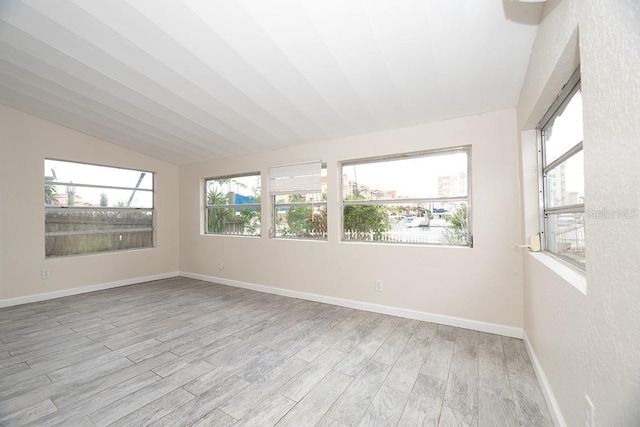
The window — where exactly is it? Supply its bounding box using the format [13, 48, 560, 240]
[44, 159, 154, 257]
[205, 173, 261, 236]
[270, 161, 326, 239]
[341, 147, 471, 246]
[539, 68, 585, 269]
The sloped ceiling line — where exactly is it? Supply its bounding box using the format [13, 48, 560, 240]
[0, 0, 542, 165]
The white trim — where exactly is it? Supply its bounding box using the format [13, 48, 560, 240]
[0, 272, 179, 308]
[528, 252, 586, 295]
[523, 330, 567, 427]
[180, 271, 523, 339]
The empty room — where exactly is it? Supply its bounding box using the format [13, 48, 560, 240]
[1, 0, 638, 426]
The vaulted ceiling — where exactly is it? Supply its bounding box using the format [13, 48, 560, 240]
[0, 1, 542, 165]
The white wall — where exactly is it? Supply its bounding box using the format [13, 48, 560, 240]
[517, 0, 640, 425]
[179, 108, 524, 331]
[0, 105, 180, 302]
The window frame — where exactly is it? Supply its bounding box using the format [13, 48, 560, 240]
[44, 159, 154, 258]
[537, 67, 585, 270]
[271, 163, 327, 240]
[204, 172, 262, 237]
[340, 146, 472, 246]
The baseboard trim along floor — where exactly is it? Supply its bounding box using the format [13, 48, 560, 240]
[180, 271, 523, 340]
[523, 331, 566, 427]
[0, 272, 180, 308]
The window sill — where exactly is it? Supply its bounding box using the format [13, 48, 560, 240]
[272, 237, 327, 243]
[528, 251, 586, 295]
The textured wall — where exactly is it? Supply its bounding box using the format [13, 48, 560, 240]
[518, 0, 640, 425]
[0, 105, 180, 301]
[180, 109, 525, 329]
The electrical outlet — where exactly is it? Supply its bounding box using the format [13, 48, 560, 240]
[41, 268, 51, 280]
[218, 260, 224, 271]
[585, 395, 594, 427]
[375, 279, 383, 292]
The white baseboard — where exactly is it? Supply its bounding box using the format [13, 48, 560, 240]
[523, 330, 566, 427]
[180, 271, 523, 339]
[0, 272, 180, 308]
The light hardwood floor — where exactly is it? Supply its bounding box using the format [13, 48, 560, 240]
[0, 277, 553, 426]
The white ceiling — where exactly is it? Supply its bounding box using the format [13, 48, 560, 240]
[0, 1, 542, 165]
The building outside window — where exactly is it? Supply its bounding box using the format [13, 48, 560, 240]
[205, 173, 261, 236]
[341, 147, 471, 246]
[539, 68, 585, 269]
[44, 159, 154, 257]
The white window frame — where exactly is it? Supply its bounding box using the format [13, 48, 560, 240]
[538, 67, 585, 270]
[204, 172, 261, 236]
[340, 146, 472, 246]
[270, 161, 327, 240]
[44, 159, 154, 257]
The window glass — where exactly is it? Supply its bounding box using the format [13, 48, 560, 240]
[544, 212, 585, 268]
[44, 159, 154, 257]
[342, 152, 468, 201]
[545, 151, 584, 208]
[273, 167, 327, 239]
[544, 90, 583, 164]
[540, 68, 585, 269]
[205, 174, 261, 236]
[341, 148, 471, 246]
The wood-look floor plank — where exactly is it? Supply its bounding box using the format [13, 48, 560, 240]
[331, 313, 385, 353]
[316, 415, 350, 427]
[372, 318, 419, 366]
[502, 336, 535, 375]
[421, 336, 456, 381]
[383, 322, 436, 394]
[276, 370, 353, 427]
[238, 340, 311, 383]
[2, 330, 90, 358]
[444, 355, 479, 416]
[234, 393, 296, 427]
[150, 337, 245, 379]
[278, 349, 347, 402]
[87, 360, 212, 426]
[439, 405, 478, 426]
[477, 390, 518, 427]
[357, 384, 409, 427]
[0, 278, 553, 426]
[32, 372, 163, 426]
[0, 374, 51, 402]
[398, 374, 446, 427]
[453, 328, 479, 360]
[334, 316, 400, 376]
[295, 326, 349, 363]
[52, 351, 178, 409]
[435, 324, 459, 342]
[509, 369, 553, 426]
[502, 336, 553, 426]
[190, 409, 236, 427]
[182, 345, 271, 396]
[15, 337, 95, 368]
[108, 387, 196, 427]
[0, 361, 30, 378]
[150, 375, 250, 426]
[327, 359, 392, 426]
[478, 332, 504, 362]
[479, 357, 511, 398]
[0, 399, 57, 426]
[220, 356, 308, 420]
